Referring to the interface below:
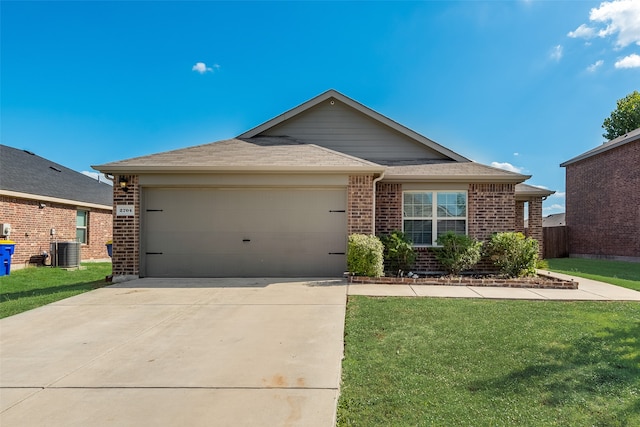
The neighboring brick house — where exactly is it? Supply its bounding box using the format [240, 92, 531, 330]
[561, 127, 640, 262]
[94, 90, 551, 280]
[0, 145, 113, 269]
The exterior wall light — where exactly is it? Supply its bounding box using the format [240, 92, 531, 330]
[119, 176, 129, 192]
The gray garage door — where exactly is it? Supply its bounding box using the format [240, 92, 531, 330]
[142, 188, 347, 277]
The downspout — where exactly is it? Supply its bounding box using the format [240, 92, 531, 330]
[371, 171, 386, 235]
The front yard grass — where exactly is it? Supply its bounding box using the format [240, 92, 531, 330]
[547, 258, 640, 291]
[338, 297, 640, 426]
[0, 263, 112, 318]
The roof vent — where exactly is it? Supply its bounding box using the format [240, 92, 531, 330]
[23, 150, 35, 155]
[49, 166, 62, 172]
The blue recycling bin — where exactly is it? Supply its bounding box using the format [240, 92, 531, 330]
[0, 240, 16, 276]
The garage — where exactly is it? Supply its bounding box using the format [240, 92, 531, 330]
[141, 187, 347, 277]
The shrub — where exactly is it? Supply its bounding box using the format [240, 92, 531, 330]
[433, 232, 483, 276]
[486, 232, 539, 277]
[347, 234, 384, 278]
[380, 231, 416, 276]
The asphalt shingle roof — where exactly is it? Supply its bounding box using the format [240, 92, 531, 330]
[94, 137, 383, 172]
[380, 159, 530, 182]
[0, 145, 113, 207]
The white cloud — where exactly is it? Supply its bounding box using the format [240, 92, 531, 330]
[587, 59, 604, 72]
[543, 204, 565, 213]
[513, 152, 519, 156]
[590, 0, 640, 48]
[551, 192, 566, 198]
[615, 53, 640, 68]
[82, 171, 113, 186]
[192, 62, 219, 74]
[491, 162, 524, 173]
[550, 44, 563, 61]
[568, 23, 597, 39]
[570, 0, 640, 48]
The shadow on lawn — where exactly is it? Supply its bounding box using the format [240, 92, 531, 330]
[0, 280, 108, 302]
[468, 321, 640, 424]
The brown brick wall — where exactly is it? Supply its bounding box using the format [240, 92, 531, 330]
[372, 182, 518, 273]
[515, 201, 525, 233]
[375, 182, 402, 235]
[566, 140, 640, 259]
[0, 196, 112, 269]
[468, 183, 516, 241]
[348, 175, 375, 234]
[112, 175, 140, 276]
[526, 198, 543, 258]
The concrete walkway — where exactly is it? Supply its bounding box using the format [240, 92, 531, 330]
[0, 278, 347, 427]
[1, 274, 638, 427]
[348, 270, 640, 301]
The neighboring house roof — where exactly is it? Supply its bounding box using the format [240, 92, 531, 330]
[560, 127, 640, 167]
[0, 144, 113, 209]
[515, 183, 555, 200]
[93, 89, 532, 186]
[525, 213, 565, 228]
[95, 137, 384, 173]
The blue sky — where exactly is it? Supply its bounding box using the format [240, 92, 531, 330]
[2, 1, 639, 216]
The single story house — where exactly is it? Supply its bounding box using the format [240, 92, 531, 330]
[561, 127, 640, 262]
[94, 90, 552, 280]
[0, 144, 113, 269]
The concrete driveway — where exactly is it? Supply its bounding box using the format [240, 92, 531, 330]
[0, 278, 347, 426]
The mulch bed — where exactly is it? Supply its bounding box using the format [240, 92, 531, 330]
[348, 272, 578, 289]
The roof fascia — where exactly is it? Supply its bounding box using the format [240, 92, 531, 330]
[561, 132, 639, 167]
[91, 165, 386, 174]
[238, 89, 470, 162]
[0, 189, 112, 210]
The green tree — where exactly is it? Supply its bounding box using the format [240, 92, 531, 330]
[602, 90, 640, 140]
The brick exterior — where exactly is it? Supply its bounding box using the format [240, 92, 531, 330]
[112, 175, 140, 277]
[348, 175, 375, 234]
[0, 195, 112, 269]
[515, 201, 525, 233]
[565, 140, 640, 260]
[375, 182, 402, 235]
[373, 182, 519, 272]
[526, 198, 543, 258]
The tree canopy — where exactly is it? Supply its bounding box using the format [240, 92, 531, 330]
[602, 90, 640, 141]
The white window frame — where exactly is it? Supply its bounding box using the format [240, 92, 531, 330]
[76, 209, 88, 244]
[402, 190, 468, 247]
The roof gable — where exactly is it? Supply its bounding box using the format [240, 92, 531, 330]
[239, 89, 469, 163]
[0, 144, 113, 207]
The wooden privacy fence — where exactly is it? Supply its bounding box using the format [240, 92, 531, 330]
[542, 226, 568, 259]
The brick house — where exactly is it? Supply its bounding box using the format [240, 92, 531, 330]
[93, 90, 551, 280]
[0, 145, 113, 269]
[561, 127, 640, 262]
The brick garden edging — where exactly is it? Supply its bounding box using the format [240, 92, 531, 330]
[348, 273, 577, 289]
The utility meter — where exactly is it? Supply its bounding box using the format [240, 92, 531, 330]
[0, 223, 11, 236]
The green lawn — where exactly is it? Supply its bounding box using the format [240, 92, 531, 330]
[547, 258, 640, 291]
[338, 297, 640, 426]
[0, 263, 112, 318]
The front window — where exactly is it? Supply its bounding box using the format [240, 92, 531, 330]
[76, 210, 88, 244]
[403, 191, 467, 246]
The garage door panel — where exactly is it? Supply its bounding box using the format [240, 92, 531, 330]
[142, 188, 347, 277]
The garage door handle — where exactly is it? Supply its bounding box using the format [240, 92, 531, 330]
[242, 239, 251, 242]
[146, 252, 163, 255]
[329, 210, 345, 213]
[146, 209, 164, 212]
[328, 252, 345, 255]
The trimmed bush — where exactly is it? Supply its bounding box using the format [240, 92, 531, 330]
[347, 234, 384, 278]
[486, 232, 539, 277]
[433, 232, 483, 276]
[380, 230, 416, 276]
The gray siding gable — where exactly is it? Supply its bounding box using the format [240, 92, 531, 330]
[240, 90, 469, 163]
